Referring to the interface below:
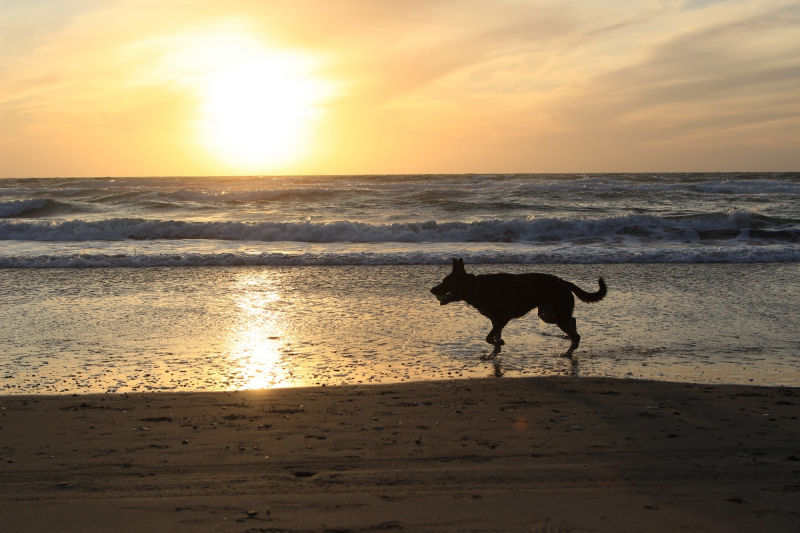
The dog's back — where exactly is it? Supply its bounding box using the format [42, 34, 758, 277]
[472, 272, 575, 320]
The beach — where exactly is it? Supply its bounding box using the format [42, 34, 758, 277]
[2, 376, 798, 532]
[3, 175, 800, 531]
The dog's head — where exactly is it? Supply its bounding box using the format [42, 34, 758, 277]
[430, 258, 471, 305]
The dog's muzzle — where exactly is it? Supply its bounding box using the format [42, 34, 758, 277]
[431, 287, 456, 305]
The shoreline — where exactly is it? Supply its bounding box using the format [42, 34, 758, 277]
[4, 263, 800, 395]
[2, 376, 799, 532]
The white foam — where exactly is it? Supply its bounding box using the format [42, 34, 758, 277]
[2, 243, 798, 268]
[0, 210, 795, 244]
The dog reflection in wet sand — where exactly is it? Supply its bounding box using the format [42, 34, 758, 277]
[430, 258, 607, 359]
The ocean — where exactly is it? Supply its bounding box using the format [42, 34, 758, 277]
[2, 173, 799, 393]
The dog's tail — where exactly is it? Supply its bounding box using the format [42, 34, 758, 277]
[568, 278, 607, 303]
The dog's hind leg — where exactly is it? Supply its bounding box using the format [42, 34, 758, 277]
[538, 305, 558, 324]
[557, 317, 580, 358]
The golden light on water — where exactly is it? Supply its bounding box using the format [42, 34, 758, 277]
[227, 274, 294, 390]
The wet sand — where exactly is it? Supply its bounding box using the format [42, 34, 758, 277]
[1, 377, 798, 532]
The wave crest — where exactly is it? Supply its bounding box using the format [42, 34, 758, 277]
[2, 245, 798, 268]
[1, 210, 796, 244]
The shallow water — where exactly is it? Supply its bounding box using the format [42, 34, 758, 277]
[2, 262, 798, 394]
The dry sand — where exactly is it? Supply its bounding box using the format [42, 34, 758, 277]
[1, 377, 798, 532]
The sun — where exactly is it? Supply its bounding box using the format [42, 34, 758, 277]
[196, 48, 333, 171]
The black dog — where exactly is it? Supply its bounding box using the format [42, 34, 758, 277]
[430, 258, 607, 359]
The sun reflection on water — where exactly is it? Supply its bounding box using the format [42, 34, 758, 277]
[225, 272, 296, 390]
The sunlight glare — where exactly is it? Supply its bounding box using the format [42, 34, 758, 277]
[195, 44, 334, 171]
[226, 275, 295, 390]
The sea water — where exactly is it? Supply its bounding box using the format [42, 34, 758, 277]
[1, 174, 799, 393]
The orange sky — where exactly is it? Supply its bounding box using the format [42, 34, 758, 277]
[1, 0, 798, 177]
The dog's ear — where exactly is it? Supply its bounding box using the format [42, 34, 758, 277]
[453, 257, 465, 273]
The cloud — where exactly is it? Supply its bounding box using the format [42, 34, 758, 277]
[565, 2, 800, 144]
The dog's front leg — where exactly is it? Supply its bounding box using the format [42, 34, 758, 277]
[482, 319, 508, 360]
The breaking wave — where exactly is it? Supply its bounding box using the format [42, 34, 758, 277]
[2, 245, 798, 268]
[0, 199, 89, 218]
[1, 210, 796, 244]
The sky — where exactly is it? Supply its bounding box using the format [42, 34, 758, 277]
[1, 0, 798, 177]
